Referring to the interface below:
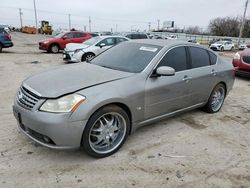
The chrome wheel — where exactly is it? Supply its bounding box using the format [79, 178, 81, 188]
[85, 54, 94, 61]
[50, 44, 59, 53]
[89, 112, 126, 154]
[210, 86, 225, 112]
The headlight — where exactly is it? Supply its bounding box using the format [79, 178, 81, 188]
[233, 52, 240, 60]
[43, 41, 49, 44]
[74, 49, 83, 53]
[40, 94, 86, 113]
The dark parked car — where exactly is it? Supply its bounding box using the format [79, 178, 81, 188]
[125, 33, 149, 39]
[0, 28, 13, 52]
[38, 31, 95, 53]
[232, 50, 250, 77]
[13, 40, 234, 158]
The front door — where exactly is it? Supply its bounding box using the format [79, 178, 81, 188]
[144, 46, 193, 119]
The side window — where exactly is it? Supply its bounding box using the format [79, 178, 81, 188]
[74, 33, 85, 38]
[208, 51, 217, 65]
[140, 34, 148, 39]
[98, 38, 116, 46]
[157, 47, 187, 72]
[116, 38, 128, 44]
[126, 34, 132, 39]
[189, 47, 210, 68]
[65, 33, 74, 39]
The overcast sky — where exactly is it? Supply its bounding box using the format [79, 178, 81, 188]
[0, 0, 248, 32]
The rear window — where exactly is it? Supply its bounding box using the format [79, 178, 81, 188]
[189, 47, 210, 68]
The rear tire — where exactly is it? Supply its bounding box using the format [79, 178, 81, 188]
[82, 105, 130, 158]
[202, 84, 226, 113]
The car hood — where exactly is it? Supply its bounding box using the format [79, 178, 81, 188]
[39, 38, 57, 43]
[65, 43, 90, 51]
[23, 63, 134, 98]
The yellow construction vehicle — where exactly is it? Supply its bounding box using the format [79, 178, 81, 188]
[38, 20, 53, 35]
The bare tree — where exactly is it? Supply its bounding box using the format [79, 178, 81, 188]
[208, 17, 240, 37]
[185, 26, 202, 34]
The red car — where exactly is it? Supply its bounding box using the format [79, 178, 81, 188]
[39, 31, 95, 53]
[232, 49, 250, 77]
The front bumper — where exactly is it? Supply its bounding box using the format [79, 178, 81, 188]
[63, 51, 79, 63]
[13, 101, 87, 149]
[210, 46, 220, 51]
[39, 43, 49, 50]
[2, 41, 13, 48]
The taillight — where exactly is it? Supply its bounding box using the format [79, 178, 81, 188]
[4, 34, 11, 40]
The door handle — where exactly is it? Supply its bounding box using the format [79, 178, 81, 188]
[182, 75, 192, 82]
[211, 69, 217, 76]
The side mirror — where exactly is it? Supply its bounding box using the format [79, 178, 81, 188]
[154, 66, 175, 77]
[99, 43, 106, 48]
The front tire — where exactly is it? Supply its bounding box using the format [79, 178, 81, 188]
[220, 47, 224, 51]
[81, 53, 95, 62]
[0, 43, 2, 53]
[50, 44, 60, 53]
[202, 84, 226, 113]
[82, 105, 130, 158]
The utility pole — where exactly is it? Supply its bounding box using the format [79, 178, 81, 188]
[148, 22, 151, 32]
[157, 19, 160, 30]
[89, 16, 91, 32]
[33, 0, 38, 34]
[19, 8, 23, 28]
[238, 0, 249, 46]
[115, 24, 118, 33]
[68, 14, 71, 30]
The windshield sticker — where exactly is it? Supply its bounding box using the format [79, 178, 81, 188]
[139, 46, 158, 52]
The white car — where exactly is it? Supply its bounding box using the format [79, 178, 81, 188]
[210, 41, 234, 51]
[63, 36, 129, 63]
[239, 43, 248, 50]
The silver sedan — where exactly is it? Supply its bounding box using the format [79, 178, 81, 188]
[13, 40, 235, 157]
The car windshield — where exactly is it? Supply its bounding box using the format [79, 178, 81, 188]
[215, 41, 224, 44]
[83, 37, 101, 45]
[91, 42, 162, 73]
[54, 33, 65, 38]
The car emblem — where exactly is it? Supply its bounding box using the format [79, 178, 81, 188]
[18, 91, 23, 100]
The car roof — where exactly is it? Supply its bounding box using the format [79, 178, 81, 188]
[97, 35, 128, 39]
[127, 39, 195, 47]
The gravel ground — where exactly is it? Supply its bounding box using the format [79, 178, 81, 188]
[0, 32, 250, 188]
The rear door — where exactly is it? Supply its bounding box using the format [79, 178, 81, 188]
[144, 46, 192, 119]
[187, 47, 217, 105]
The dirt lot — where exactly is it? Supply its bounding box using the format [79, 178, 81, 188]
[0, 32, 250, 188]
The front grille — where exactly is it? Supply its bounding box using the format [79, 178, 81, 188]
[16, 86, 40, 110]
[242, 56, 250, 64]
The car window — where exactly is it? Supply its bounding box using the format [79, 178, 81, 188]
[65, 33, 74, 39]
[91, 42, 162, 73]
[208, 51, 217, 65]
[98, 38, 116, 46]
[116, 37, 128, 44]
[139, 34, 148, 39]
[157, 47, 187, 72]
[0, 28, 7, 34]
[189, 47, 210, 68]
[74, 32, 85, 38]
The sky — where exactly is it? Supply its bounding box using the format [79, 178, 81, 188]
[0, 0, 248, 32]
